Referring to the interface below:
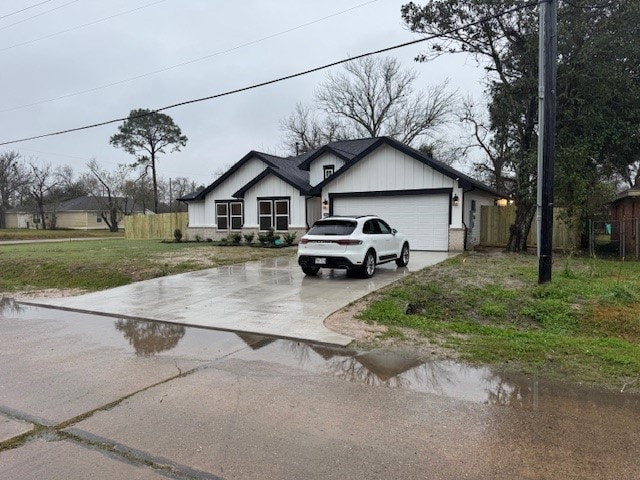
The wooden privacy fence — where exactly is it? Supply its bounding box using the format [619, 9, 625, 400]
[480, 205, 580, 250]
[123, 213, 188, 240]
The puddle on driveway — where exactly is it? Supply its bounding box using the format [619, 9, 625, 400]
[2, 298, 638, 411]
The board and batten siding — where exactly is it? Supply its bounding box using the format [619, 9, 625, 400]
[242, 174, 306, 228]
[324, 144, 455, 191]
[191, 157, 267, 228]
[309, 152, 346, 186]
[321, 144, 464, 227]
[187, 201, 207, 227]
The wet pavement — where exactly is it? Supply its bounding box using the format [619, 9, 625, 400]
[23, 252, 455, 346]
[1, 300, 639, 479]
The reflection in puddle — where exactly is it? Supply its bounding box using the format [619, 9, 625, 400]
[251, 341, 589, 407]
[114, 318, 186, 356]
[236, 333, 277, 350]
[0, 296, 23, 315]
[4, 302, 637, 409]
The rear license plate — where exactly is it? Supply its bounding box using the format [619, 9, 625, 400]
[315, 257, 327, 265]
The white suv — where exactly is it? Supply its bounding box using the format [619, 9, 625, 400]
[297, 215, 410, 278]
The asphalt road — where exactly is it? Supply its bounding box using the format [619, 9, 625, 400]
[1, 300, 639, 480]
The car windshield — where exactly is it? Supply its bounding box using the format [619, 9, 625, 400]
[308, 219, 357, 236]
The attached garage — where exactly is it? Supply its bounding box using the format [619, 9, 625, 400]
[331, 190, 451, 251]
[182, 136, 502, 251]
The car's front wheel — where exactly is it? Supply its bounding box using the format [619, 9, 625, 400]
[396, 242, 410, 267]
[360, 250, 376, 278]
[302, 267, 320, 276]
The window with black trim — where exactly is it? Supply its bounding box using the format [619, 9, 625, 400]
[258, 198, 289, 231]
[230, 202, 243, 230]
[216, 201, 243, 230]
[323, 164, 335, 179]
[216, 203, 228, 230]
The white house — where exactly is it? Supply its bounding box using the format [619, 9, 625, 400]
[179, 137, 502, 251]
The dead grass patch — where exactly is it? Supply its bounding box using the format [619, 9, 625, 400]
[583, 303, 640, 343]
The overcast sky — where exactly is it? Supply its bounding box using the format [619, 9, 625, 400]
[0, 0, 487, 186]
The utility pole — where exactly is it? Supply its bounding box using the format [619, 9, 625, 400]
[537, 0, 557, 284]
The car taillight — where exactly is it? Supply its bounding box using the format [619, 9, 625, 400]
[336, 239, 362, 245]
[299, 238, 309, 244]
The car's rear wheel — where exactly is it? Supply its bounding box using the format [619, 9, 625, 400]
[396, 242, 410, 267]
[360, 250, 376, 278]
[302, 267, 320, 276]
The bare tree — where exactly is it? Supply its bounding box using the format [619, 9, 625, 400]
[84, 160, 133, 232]
[54, 165, 89, 200]
[27, 161, 60, 229]
[0, 151, 31, 228]
[168, 176, 197, 212]
[280, 57, 457, 155]
[280, 103, 348, 154]
[458, 97, 514, 195]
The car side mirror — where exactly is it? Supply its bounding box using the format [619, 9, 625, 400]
[392, 228, 397, 235]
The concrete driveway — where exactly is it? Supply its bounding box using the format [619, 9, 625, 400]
[25, 251, 455, 346]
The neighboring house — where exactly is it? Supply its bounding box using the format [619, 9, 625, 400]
[610, 187, 640, 258]
[3, 196, 147, 230]
[179, 137, 503, 251]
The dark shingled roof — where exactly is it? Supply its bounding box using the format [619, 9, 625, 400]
[233, 155, 311, 198]
[185, 137, 501, 202]
[190, 151, 311, 201]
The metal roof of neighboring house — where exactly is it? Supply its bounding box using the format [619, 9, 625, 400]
[613, 187, 640, 203]
[58, 196, 141, 212]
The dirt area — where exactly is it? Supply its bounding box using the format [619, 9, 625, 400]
[3, 288, 87, 301]
[324, 296, 460, 359]
[154, 246, 296, 268]
[324, 298, 386, 341]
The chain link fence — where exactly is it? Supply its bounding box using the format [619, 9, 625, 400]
[589, 219, 639, 260]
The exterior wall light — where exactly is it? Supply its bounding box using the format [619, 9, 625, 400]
[322, 199, 329, 207]
[452, 194, 459, 206]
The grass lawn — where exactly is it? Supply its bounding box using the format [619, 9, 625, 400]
[0, 229, 124, 240]
[0, 239, 295, 292]
[358, 251, 640, 391]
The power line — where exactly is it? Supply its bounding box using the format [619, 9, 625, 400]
[0, 0, 166, 53]
[0, 0, 81, 31]
[0, 0, 379, 113]
[0, 1, 538, 148]
[0, 0, 53, 20]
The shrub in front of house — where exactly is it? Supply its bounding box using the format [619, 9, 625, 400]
[174, 229, 183, 242]
[282, 232, 297, 246]
[229, 233, 242, 245]
[243, 233, 255, 244]
[257, 229, 281, 247]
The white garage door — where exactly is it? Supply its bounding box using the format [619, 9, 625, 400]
[332, 194, 450, 251]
